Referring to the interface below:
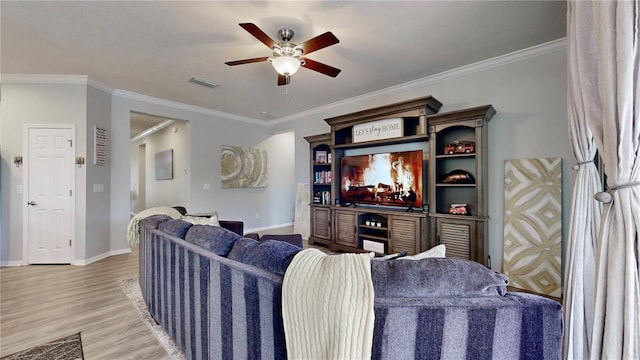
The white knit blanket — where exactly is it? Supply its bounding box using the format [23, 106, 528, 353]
[127, 206, 182, 248]
[282, 248, 375, 360]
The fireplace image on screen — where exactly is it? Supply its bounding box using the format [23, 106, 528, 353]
[341, 150, 423, 209]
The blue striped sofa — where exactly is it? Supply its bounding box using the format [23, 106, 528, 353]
[139, 215, 562, 360]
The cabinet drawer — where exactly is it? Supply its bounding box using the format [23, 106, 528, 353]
[437, 220, 473, 259]
[312, 207, 331, 239]
[389, 217, 419, 255]
[335, 211, 357, 246]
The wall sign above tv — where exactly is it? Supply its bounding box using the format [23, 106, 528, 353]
[352, 118, 403, 143]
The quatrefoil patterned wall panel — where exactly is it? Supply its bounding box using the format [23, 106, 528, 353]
[503, 157, 562, 298]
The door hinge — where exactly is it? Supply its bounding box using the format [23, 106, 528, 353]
[70, 190, 72, 196]
[69, 239, 72, 246]
[68, 139, 73, 147]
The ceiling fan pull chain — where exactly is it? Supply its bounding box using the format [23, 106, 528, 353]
[286, 75, 291, 101]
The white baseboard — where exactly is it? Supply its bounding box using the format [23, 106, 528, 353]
[0, 260, 25, 267]
[74, 247, 132, 266]
[1, 248, 132, 267]
[244, 222, 294, 234]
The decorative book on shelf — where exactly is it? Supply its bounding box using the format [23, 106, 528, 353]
[313, 191, 331, 205]
[314, 171, 332, 184]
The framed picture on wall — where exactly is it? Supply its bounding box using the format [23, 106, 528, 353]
[155, 149, 173, 180]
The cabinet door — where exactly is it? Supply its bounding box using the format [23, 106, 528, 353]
[435, 217, 477, 261]
[388, 216, 420, 255]
[334, 210, 357, 247]
[311, 207, 331, 240]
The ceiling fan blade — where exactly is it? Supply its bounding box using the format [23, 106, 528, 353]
[302, 58, 341, 77]
[239, 23, 278, 49]
[225, 57, 269, 66]
[296, 32, 339, 55]
[277, 74, 290, 86]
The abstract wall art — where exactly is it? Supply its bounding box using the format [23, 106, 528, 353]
[155, 149, 173, 180]
[221, 145, 268, 188]
[503, 157, 562, 298]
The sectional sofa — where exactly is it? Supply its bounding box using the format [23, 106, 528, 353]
[138, 215, 562, 359]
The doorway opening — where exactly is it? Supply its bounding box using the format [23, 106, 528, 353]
[130, 112, 189, 215]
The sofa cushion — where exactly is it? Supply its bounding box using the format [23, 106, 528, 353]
[228, 238, 302, 276]
[142, 214, 173, 229]
[243, 233, 260, 241]
[259, 234, 304, 248]
[371, 257, 508, 298]
[157, 219, 193, 239]
[184, 225, 242, 257]
[218, 220, 244, 236]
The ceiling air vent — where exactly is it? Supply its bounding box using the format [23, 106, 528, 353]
[188, 77, 218, 88]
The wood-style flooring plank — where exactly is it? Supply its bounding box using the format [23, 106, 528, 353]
[0, 250, 170, 359]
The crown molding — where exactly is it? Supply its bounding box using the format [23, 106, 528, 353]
[112, 89, 266, 126]
[271, 38, 567, 125]
[1, 73, 88, 84]
[1, 74, 114, 94]
[87, 77, 114, 93]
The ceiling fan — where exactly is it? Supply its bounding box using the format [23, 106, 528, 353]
[225, 23, 341, 86]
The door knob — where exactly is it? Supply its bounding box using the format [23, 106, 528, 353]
[27, 201, 37, 206]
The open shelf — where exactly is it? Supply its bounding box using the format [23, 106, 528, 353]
[427, 105, 495, 265]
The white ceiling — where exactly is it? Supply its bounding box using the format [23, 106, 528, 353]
[2, 1, 567, 125]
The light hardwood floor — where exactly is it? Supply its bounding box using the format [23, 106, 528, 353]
[0, 249, 170, 359]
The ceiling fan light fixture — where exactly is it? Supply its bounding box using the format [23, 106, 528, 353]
[226, 23, 340, 85]
[271, 56, 301, 76]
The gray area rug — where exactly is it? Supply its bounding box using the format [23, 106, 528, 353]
[1, 333, 83, 360]
[119, 278, 185, 360]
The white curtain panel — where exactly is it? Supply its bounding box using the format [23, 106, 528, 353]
[564, 2, 603, 358]
[568, 1, 640, 359]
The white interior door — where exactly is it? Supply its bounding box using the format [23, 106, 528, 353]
[26, 126, 74, 264]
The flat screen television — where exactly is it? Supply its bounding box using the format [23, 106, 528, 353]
[340, 150, 423, 209]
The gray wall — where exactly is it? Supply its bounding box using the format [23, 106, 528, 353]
[0, 80, 89, 264]
[271, 40, 571, 272]
[86, 85, 112, 260]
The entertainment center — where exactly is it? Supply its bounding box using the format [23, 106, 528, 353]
[305, 96, 495, 265]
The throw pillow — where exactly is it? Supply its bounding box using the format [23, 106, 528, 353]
[181, 213, 220, 227]
[378, 244, 446, 260]
[400, 244, 446, 260]
[186, 210, 218, 218]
